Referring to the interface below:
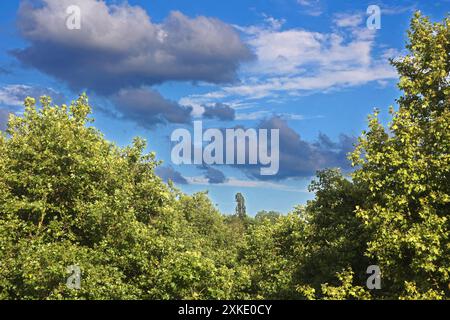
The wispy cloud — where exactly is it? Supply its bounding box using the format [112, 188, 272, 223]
[182, 16, 398, 106]
[297, 0, 323, 17]
[235, 110, 321, 121]
[186, 175, 308, 193]
[333, 12, 364, 28]
[0, 84, 65, 108]
[381, 3, 417, 15]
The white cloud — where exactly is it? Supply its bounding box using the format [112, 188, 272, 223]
[235, 110, 270, 120]
[261, 13, 286, 31]
[235, 110, 319, 121]
[297, 0, 323, 16]
[243, 27, 375, 76]
[186, 176, 308, 192]
[182, 18, 398, 106]
[381, 3, 417, 15]
[221, 63, 396, 99]
[333, 13, 364, 28]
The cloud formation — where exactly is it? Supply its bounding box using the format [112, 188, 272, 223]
[333, 13, 364, 28]
[159, 115, 354, 183]
[239, 116, 355, 180]
[203, 103, 235, 121]
[112, 88, 192, 127]
[186, 175, 307, 192]
[297, 0, 323, 16]
[198, 165, 227, 184]
[185, 18, 397, 106]
[14, 0, 253, 94]
[155, 166, 188, 184]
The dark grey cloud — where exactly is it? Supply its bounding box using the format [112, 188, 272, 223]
[111, 88, 192, 127]
[198, 165, 227, 184]
[203, 103, 235, 121]
[236, 116, 356, 180]
[155, 166, 188, 185]
[13, 0, 253, 95]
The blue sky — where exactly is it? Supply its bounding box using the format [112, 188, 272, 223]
[1, 0, 449, 215]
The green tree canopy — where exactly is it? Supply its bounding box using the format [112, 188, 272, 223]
[350, 12, 450, 299]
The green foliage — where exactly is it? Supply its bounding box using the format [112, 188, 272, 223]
[240, 213, 303, 299]
[350, 13, 450, 299]
[254, 210, 281, 223]
[319, 269, 371, 300]
[292, 169, 371, 298]
[0, 95, 247, 299]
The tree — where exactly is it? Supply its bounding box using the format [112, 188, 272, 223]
[240, 212, 304, 299]
[235, 193, 247, 219]
[0, 95, 249, 299]
[350, 12, 450, 299]
[255, 210, 281, 223]
[293, 169, 371, 298]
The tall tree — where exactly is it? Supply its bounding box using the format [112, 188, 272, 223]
[235, 193, 247, 219]
[350, 12, 450, 299]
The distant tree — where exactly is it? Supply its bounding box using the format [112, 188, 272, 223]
[255, 210, 281, 223]
[240, 212, 304, 299]
[235, 193, 247, 219]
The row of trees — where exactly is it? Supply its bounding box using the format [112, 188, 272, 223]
[0, 12, 449, 299]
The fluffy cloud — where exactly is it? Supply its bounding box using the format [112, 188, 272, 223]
[239, 22, 387, 81]
[112, 88, 192, 127]
[155, 166, 188, 185]
[14, 0, 253, 94]
[203, 103, 235, 121]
